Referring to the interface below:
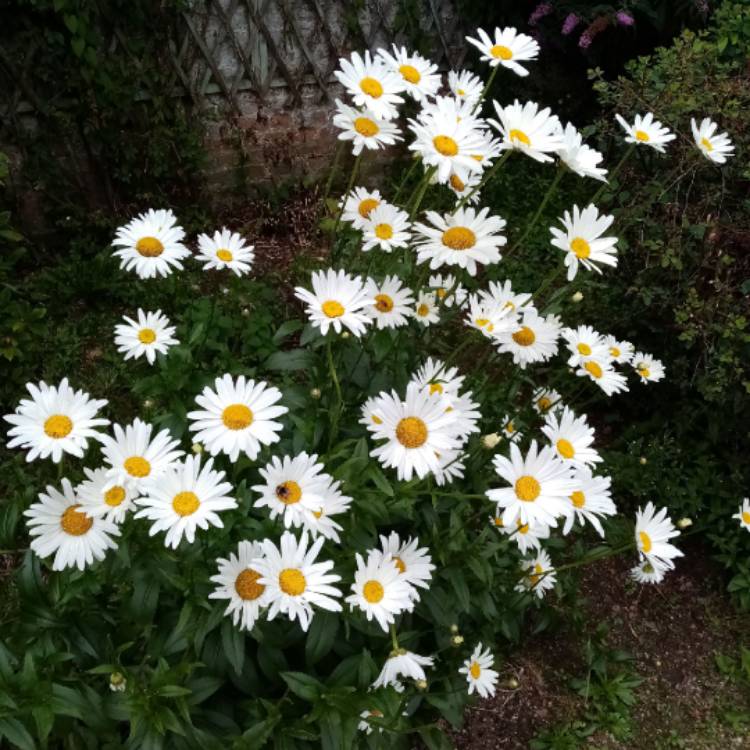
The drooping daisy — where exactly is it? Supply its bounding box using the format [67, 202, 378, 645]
[464, 295, 514, 339]
[369, 384, 462, 481]
[445, 391, 482, 442]
[414, 292, 440, 326]
[515, 549, 557, 599]
[377, 45, 441, 102]
[459, 643, 499, 698]
[112, 208, 190, 279]
[615, 112, 675, 153]
[187, 374, 287, 463]
[373, 649, 434, 689]
[550, 204, 618, 281]
[76, 467, 136, 524]
[365, 276, 414, 329]
[604, 335, 634, 365]
[556, 123, 608, 181]
[347, 551, 415, 632]
[733, 498, 750, 532]
[114, 309, 179, 365]
[632, 352, 666, 384]
[377, 532, 435, 597]
[135, 456, 237, 548]
[362, 203, 411, 253]
[299, 484, 352, 543]
[434, 449, 466, 486]
[635, 502, 684, 569]
[691, 117, 734, 164]
[532, 388, 563, 415]
[500, 515, 550, 554]
[489, 100, 563, 163]
[477, 279, 533, 318]
[334, 51, 405, 119]
[195, 228, 255, 276]
[252, 453, 335, 529]
[412, 357, 464, 399]
[412, 207, 507, 276]
[252, 531, 342, 632]
[487, 440, 576, 527]
[209, 540, 270, 632]
[500, 415, 522, 444]
[427, 274, 467, 309]
[630, 557, 669, 585]
[496, 311, 562, 369]
[333, 100, 402, 155]
[562, 468, 616, 537]
[294, 268, 373, 337]
[562, 325, 610, 368]
[447, 69, 484, 106]
[5, 378, 109, 463]
[358, 709, 385, 735]
[466, 27, 540, 77]
[576, 358, 629, 396]
[24, 478, 120, 571]
[341, 187, 384, 230]
[100, 418, 183, 493]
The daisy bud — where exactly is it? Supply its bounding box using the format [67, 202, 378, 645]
[241, 307, 250, 317]
[222, 287, 229, 295]
[109, 672, 126, 692]
[639, 457, 647, 465]
[571, 291, 583, 303]
[450, 624, 459, 633]
[482, 432, 501, 449]
[310, 387, 322, 399]
[143, 399, 154, 409]
[451, 635, 464, 646]
[506, 677, 519, 689]
[677, 517, 693, 529]
[415, 679, 428, 690]
[341, 331, 350, 339]
[191, 442, 203, 454]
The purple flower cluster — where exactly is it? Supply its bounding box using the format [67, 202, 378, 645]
[529, 2, 554, 26]
[616, 10, 635, 27]
[561, 13, 581, 36]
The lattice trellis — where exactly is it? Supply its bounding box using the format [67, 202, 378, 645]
[0, 0, 467, 120]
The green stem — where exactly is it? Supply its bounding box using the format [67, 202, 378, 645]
[393, 158, 420, 205]
[321, 141, 345, 208]
[590, 143, 635, 205]
[409, 165, 437, 220]
[453, 151, 512, 213]
[389, 623, 400, 651]
[472, 65, 499, 116]
[331, 152, 363, 256]
[326, 339, 343, 448]
[534, 265, 564, 306]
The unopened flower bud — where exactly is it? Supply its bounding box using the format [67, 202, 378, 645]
[482, 432, 501, 449]
[341, 331, 350, 339]
[191, 443, 203, 454]
[222, 287, 229, 295]
[310, 387, 322, 399]
[143, 399, 154, 409]
[677, 517, 693, 529]
[415, 679, 428, 690]
[109, 672, 126, 692]
[639, 457, 647, 465]
[241, 307, 250, 317]
[571, 291, 583, 303]
[506, 677, 519, 689]
[451, 635, 464, 646]
[450, 624, 459, 633]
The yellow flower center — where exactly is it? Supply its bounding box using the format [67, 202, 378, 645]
[442, 226, 476, 250]
[512, 326, 536, 346]
[61, 504, 93, 536]
[358, 198, 379, 218]
[577, 342, 592, 356]
[322, 300, 345, 318]
[537, 397, 551, 412]
[515, 475, 541, 502]
[639, 530, 652, 553]
[493, 517, 503, 527]
[275, 480, 302, 505]
[222, 403, 253, 430]
[363, 580, 385, 603]
[634, 130, 650, 142]
[375, 223, 393, 240]
[172, 490, 200, 516]
[136, 236, 164, 257]
[138, 328, 157, 344]
[742, 512, 750, 525]
[399, 64, 421, 84]
[529, 562, 544, 586]
[105, 485, 126, 507]
[556, 438, 575, 459]
[354, 117, 379, 137]
[429, 382, 443, 395]
[517, 521, 529, 534]
[570, 237, 591, 259]
[124, 455, 151, 478]
[279, 568, 306, 596]
[505, 421, 515, 434]
[417, 303, 430, 317]
[700, 137, 713, 151]
[433, 135, 459, 156]
[393, 556, 406, 573]
[449, 174, 466, 192]
[475, 317, 492, 331]
[470, 661, 482, 679]
[44, 414, 73, 439]
[457, 88, 466, 96]
[216, 248, 233, 262]
[610, 347, 621, 358]
[509, 129, 530, 146]
[637, 365, 651, 379]
[395, 416, 428, 448]
[584, 361, 603, 379]
[374, 294, 394, 312]
[360, 76, 384, 98]
[571, 490, 586, 508]
[371, 414, 383, 424]
[490, 44, 513, 60]
[235, 568, 265, 600]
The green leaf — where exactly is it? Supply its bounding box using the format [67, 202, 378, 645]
[273, 319, 304, 343]
[418, 725, 453, 750]
[366, 465, 394, 497]
[156, 685, 192, 697]
[280, 671, 324, 702]
[305, 611, 339, 666]
[187, 675, 223, 705]
[0, 717, 36, 750]
[265, 349, 315, 371]
[220, 620, 245, 675]
[71, 36, 85, 57]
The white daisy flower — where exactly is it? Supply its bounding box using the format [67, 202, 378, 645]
[604, 336, 634, 364]
[333, 100, 402, 155]
[24, 478, 120, 571]
[377, 45, 441, 102]
[362, 203, 411, 253]
[562, 468, 616, 537]
[615, 112, 675, 153]
[630, 557, 669, 585]
[347, 551, 415, 632]
[691, 117, 734, 164]
[542, 406, 601, 469]
[187, 374, 287, 463]
[112, 208, 190, 279]
[556, 123, 607, 181]
[361, 396, 386, 432]
[532, 388, 563, 415]
[500, 415, 522, 444]
[412, 207, 506, 276]
[487, 440, 576, 527]
[562, 324, 609, 368]
[632, 352, 666, 384]
[733, 498, 750, 532]
[294, 268, 373, 337]
[4, 378, 109, 463]
[447, 69, 484, 105]
[76, 467, 135, 524]
[369, 384, 462, 481]
[377, 531, 435, 597]
[358, 709, 385, 735]
[195, 228, 255, 276]
[496, 310, 562, 369]
[516, 549, 557, 599]
[550, 204, 618, 281]
[576, 358, 629, 396]
[412, 357, 465, 399]
[443, 391, 481, 442]
[635, 502, 684, 569]
[365, 276, 414, 329]
[252, 452, 334, 529]
[341, 187, 384, 230]
[466, 26, 540, 77]
[300, 485, 352, 543]
[433, 449, 466, 486]
[135, 456, 237, 548]
[414, 292, 440, 326]
[445, 169, 483, 205]
[428, 274, 468, 308]
[464, 294, 515, 339]
[459, 643, 499, 698]
[477, 279, 533, 318]
[499, 515, 550, 554]
[114, 309, 179, 365]
[373, 649, 434, 689]
[334, 50, 405, 120]
[253, 530, 342, 632]
[209, 540, 270, 631]
[100, 418, 183, 493]
[489, 100, 564, 163]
